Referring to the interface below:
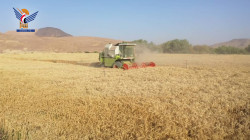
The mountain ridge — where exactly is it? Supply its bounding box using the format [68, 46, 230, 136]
[1, 27, 250, 53]
[211, 39, 250, 48]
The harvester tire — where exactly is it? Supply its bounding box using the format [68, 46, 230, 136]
[113, 61, 122, 68]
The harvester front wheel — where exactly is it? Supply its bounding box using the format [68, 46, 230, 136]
[113, 61, 122, 68]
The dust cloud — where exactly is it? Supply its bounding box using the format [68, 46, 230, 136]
[135, 45, 160, 64]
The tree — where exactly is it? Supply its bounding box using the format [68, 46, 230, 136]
[132, 39, 160, 53]
[245, 45, 250, 53]
[193, 45, 213, 54]
[131, 39, 148, 45]
[161, 39, 192, 53]
[214, 46, 246, 54]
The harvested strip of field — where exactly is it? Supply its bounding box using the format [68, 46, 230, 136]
[0, 53, 249, 139]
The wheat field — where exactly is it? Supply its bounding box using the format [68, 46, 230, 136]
[0, 53, 249, 140]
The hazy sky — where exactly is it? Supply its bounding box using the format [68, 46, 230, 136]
[1, 0, 250, 45]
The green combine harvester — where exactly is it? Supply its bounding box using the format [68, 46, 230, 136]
[99, 42, 155, 70]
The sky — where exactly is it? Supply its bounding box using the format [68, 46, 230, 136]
[1, 0, 250, 45]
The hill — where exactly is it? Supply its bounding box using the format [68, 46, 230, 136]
[5, 30, 37, 36]
[0, 29, 121, 53]
[212, 39, 250, 48]
[35, 27, 72, 37]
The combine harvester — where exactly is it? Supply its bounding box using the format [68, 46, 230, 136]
[99, 42, 155, 70]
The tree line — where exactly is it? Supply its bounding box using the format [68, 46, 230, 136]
[132, 39, 250, 54]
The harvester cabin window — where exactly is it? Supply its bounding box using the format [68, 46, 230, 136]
[124, 46, 134, 57]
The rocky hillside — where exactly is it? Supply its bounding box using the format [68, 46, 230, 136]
[35, 27, 72, 37]
[212, 39, 250, 48]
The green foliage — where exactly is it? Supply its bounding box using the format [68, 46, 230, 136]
[161, 39, 192, 53]
[193, 45, 214, 54]
[132, 39, 249, 54]
[214, 46, 246, 54]
[131, 39, 149, 45]
[132, 39, 161, 53]
[245, 45, 250, 53]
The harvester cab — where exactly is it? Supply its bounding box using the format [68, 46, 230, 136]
[99, 42, 155, 70]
